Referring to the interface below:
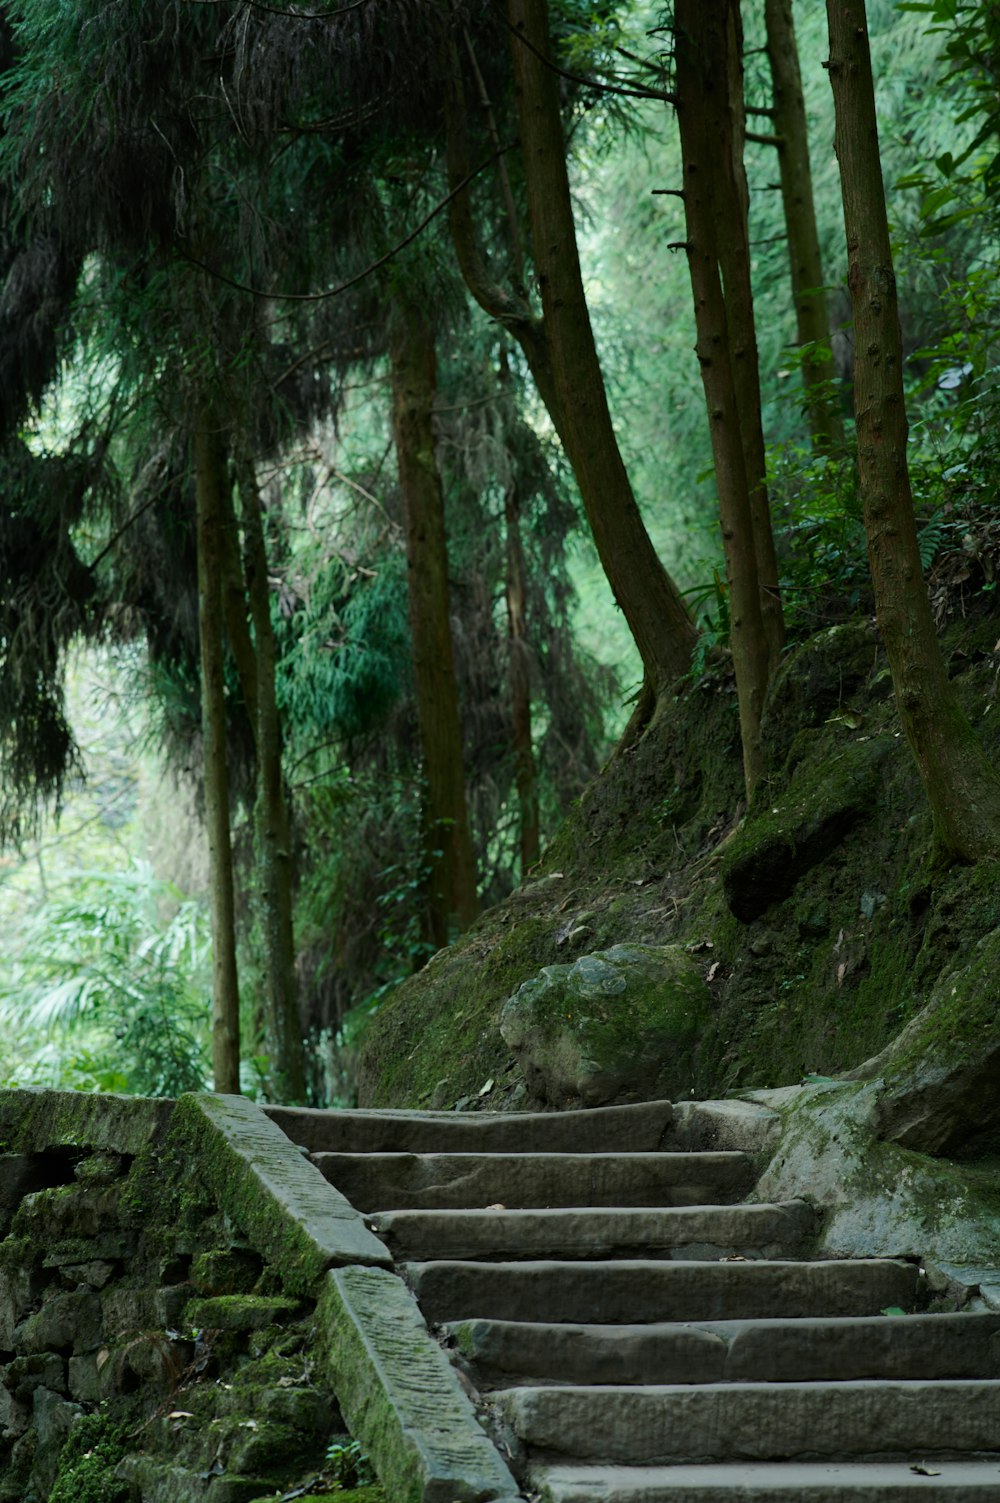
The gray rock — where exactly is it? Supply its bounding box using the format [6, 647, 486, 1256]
[14, 1289, 101, 1354]
[499, 944, 712, 1108]
[753, 1081, 1000, 1265]
[848, 928, 1000, 1157]
[31, 1387, 81, 1496]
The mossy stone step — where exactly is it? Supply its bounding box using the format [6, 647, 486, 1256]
[444, 1310, 1000, 1388]
[407, 1257, 922, 1326]
[498, 1378, 1000, 1463]
[311, 1151, 755, 1212]
[529, 1461, 1000, 1501]
[374, 1200, 815, 1262]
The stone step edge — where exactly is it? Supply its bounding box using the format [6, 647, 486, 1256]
[266, 1099, 677, 1154]
[316, 1263, 522, 1503]
[171, 1093, 391, 1294]
[527, 1460, 1000, 1501]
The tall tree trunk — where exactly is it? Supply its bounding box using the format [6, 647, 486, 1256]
[768, 0, 845, 451]
[390, 301, 480, 947]
[827, 0, 1000, 861]
[236, 452, 307, 1105]
[716, 0, 785, 675]
[194, 411, 241, 1093]
[504, 0, 697, 701]
[676, 0, 770, 799]
[505, 481, 541, 875]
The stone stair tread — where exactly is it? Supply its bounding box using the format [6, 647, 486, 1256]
[267, 1099, 676, 1155]
[497, 1379, 1000, 1463]
[528, 1460, 1000, 1502]
[374, 1200, 815, 1259]
[445, 1310, 1000, 1385]
[408, 1257, 922, 1324]
[312, 1150, 755, 1210]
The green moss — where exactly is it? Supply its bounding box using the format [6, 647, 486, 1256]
[185, 1295, 304, 1332]
[48, 1409, 131, 1503]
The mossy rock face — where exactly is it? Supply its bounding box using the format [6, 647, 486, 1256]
[721, 734, 894, 922]
[860, 916, 1000, 1157]
[500, 944, 712, 1107]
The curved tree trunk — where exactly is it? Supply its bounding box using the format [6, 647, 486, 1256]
[827, 0, 1000, 861]
[676, 0, 770, 798]
[237, 452, 307, 1105]
[194, 410, 241, 1094]
[768, 0, 845, 451]
[390, 300, 479, 947]
[502, 0, 697, 700]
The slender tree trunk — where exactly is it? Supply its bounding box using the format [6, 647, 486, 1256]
[676, 0, 770, 799]
[768, 0, 845, 451]
[390, 301, 479, 947]
[505, 0, 697, 700]
[194, 410, 241, 1093]
[827, 0, 1000, 860]
[236, 453, 307, 1105]
[716, 0, 785, 675]
[504, 481, 541, 875]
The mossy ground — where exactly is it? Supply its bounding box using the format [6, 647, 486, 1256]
[358, 612, 1000, 1110]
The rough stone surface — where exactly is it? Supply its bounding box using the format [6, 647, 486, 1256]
[184, 1294, 303, 1332]
[849, 928, 1000, 1156]
[313, 1150, 754, 1212]
[407, 1257, 920, 1326]
[499, 945, 711, 1108]
[446, 1311, 1000, 1388]
[267, 1099, 676, 1155]
[316, 1263, 520, 1503]
[529, 1461, 1000, 1501]
[376, 1201, 814, 1262]
[0, 1088, 171, 1157]
[670, 1100, 781, 1155]
[753, 1081, 1000, 1262]
[499, 1379, 1000, 1463]
[171, 1093, 391, 1293]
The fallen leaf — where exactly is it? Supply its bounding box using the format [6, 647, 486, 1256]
[706, 961, 720, 982]
[881, 1306, 907, 1317]
[484, 1203, 507, 1211]
[478, 1078, 495, 1096]
[836, 962, 846, 987]
[911, 1465, 942, 1476]
[167, 1411, 195, 1420]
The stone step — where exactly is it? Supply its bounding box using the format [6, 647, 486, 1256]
[407, 1257, 921, 1325]
[497, 1379, 1000, 1463]
[268, 1100, 676, 1155]
[529, 1460, 1000, 1502]
[311, 1151, 756, 1212]
[445, 1310, 1000, 1387]
[375, 1200, 816, 1262]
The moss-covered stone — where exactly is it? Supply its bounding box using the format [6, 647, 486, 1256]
[185, 1295, 304, 1333]
[499, 943, 712, 1107]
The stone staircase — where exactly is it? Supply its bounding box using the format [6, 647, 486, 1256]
[268, 1099, 1000, 1502]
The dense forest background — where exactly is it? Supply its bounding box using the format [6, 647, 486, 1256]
[1, 0, 998, 1106]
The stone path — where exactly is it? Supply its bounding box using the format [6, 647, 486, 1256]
[268, 1099, 1000, 1502]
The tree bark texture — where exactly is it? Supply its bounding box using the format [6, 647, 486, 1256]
[767, 0, 845, 451]
[506, 0, 697, 698]
[194, 411, 241, 1094]
[676, 0, 771, 798]
[237, 452, 307, 1105]
[715, 0, 786, 674]
[505, 481, 541, 875]
[390, 302, 480, 947]
[827, 0, 1000, 861]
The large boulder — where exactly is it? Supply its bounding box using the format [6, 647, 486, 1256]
[499, 943, 712, 1108]
[851, 925, 1000, 1157]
